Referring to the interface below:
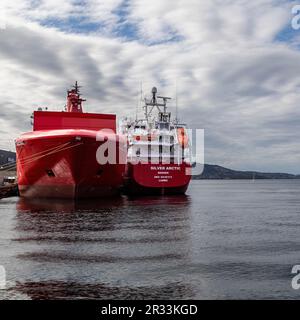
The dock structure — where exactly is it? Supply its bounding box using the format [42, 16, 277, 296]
[0, 183, 18, 199]
[0, 161, 16, 172]
[0, 164, 18, 199]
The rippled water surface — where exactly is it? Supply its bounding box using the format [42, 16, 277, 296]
[1, 180, 300, 299]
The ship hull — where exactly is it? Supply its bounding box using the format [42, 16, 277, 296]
[16, 130, 125, 199]
[18, 184, 119, 199]
[124, 162, 191, 195]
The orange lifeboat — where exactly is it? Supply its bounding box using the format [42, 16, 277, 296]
[177, 128, 188, 148]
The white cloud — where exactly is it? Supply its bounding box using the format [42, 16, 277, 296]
[0, 0, 299, 173]
[3, 0, 123, 29]
[127, 0, 290, 44]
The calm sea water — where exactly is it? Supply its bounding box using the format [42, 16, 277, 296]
[0, 180, 300, 300]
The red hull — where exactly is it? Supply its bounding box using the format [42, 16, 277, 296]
[16, 130, 125, 199]
[124, 162, 191, 195]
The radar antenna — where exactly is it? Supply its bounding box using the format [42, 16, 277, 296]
[144, 87, 171, 122]
[72, 81, 82, 94]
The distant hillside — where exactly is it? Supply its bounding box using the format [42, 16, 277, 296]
[193, 164, 298, 180]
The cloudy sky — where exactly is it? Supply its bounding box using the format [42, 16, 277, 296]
[0, 0, 300, 173]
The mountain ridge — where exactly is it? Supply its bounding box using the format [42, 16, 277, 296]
[193, 164, 299, 180]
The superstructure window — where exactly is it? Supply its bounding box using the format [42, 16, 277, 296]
[159, 123, 170, 130]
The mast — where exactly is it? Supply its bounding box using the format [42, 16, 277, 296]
[175, 81, 179, 124]
[143, 87, 171, 122]
[136, 82, 143, 121]
[66, 81, 86, 113]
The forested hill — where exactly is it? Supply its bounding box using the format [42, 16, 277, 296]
[192, 164, 298, 179]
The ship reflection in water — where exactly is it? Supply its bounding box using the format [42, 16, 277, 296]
[2, 180, 300, 299]
[12, 195, 193, 299]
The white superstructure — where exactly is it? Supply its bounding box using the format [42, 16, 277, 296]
[119, 87, 191, 165]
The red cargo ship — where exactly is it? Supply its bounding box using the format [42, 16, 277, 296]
[15, 82, 125, 199]
[119, 87, 192, 195]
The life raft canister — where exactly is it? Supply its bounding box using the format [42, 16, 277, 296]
[177, 128, 189, 148]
